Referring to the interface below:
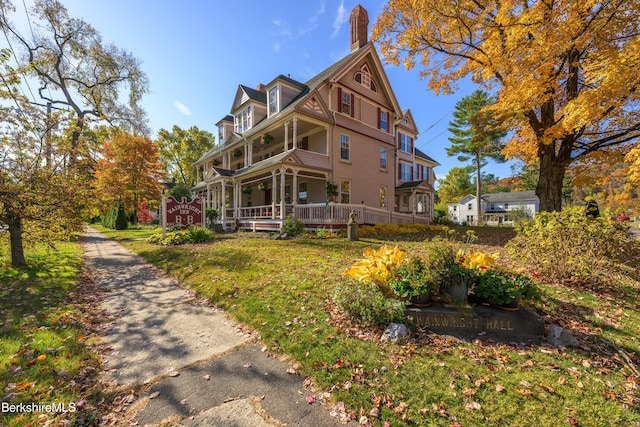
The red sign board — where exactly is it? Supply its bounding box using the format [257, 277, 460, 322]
[163, 196, 205, 227]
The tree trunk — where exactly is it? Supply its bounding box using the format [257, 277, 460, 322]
[475, 154, 482, 226]
[8, 215, 26, 267]
[536, 142, 569, 212]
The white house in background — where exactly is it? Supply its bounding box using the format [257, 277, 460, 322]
[448, 190, 539, 226]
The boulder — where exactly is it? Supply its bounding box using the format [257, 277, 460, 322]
[547, 324, 578, 348]
[381, 323, 409, 343]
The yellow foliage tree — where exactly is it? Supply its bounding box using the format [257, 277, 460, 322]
[373, 0, 640, 211]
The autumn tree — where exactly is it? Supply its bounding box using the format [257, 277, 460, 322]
[447, 90, 506, 224]
[156, 125, 214, 186]
[373, 0, 640, 212]
[0, 52, 92, 266]
[94, 131, 167, 222]
[436, 166, 474, 208]
[0, 0, 149, 158]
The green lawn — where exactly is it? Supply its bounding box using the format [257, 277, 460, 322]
[0, 235, 103, 426]
[96, 225, 640, 427]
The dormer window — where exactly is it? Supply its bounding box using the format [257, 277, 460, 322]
[268, 86, 279, 116]
[218, 125, 225, 145]
[235, 106, 252, 133]
[354, 64, 377, 92]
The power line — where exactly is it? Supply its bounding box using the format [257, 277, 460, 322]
[417, 110, 451, 138]
[0, 15, 37, 104]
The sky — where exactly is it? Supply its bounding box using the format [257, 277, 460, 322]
[5, 0, 516, 183]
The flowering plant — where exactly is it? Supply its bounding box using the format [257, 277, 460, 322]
[389, 257, 437, 300]
[342, 245, 407, 296]
[258, 181, 268, 191]
[472, 269, 538, 305]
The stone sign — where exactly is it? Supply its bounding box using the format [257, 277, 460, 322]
[407, 303, 545, 339]
[163, 195, 205, 228]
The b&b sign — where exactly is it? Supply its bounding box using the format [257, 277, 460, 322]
[162, 195, 205, 228]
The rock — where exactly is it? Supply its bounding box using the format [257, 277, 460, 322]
[547, 324, 578, 348]
[272, 233, 288, 240]
[381, 323, 409, 343]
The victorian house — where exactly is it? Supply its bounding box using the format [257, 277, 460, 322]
[192, 5, 439, 231]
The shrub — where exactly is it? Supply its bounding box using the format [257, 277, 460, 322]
[138, 201, 154, 225]
[148, 226, 214, 246]
[506, 207, 632, 282]
[332, 279, 407, 327]
[115, 204, 128, 230]
[281, 214, 305, 236]
[358, 223, 430, 238]
[185, 226, 214, 243]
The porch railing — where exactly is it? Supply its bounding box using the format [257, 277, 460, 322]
[222, 203, 430, 225]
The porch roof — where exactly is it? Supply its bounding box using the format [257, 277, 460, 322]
[396, 180, 435, 192]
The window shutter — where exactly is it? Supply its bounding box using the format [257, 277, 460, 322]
[398, 163, 402, 180]
[350, 93, 355, 117]
[411, 165, 414, 180]
[377, 107, 381, 129]
[337, 87, 342, 113]
[410, 137, 414, 153]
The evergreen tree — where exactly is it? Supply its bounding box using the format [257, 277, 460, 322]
[447, 90, 506, 225]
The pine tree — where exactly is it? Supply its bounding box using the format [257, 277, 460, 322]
[447, 90, 506, 225]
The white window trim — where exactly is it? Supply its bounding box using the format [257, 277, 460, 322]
[268, 85, 279, 117]
[340, 134, 350, 161]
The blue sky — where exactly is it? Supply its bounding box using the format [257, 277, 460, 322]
[9, 0, 516, 182]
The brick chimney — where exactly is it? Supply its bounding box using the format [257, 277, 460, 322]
[256, 83, 266, 93]
[350, 5, 369, 51]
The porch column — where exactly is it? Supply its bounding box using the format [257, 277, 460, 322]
[271, 171, 277, 219]
[283, 121, 289, 151]
[292, 117, 298, 149]
[234, 182, 240, 218]
[280, 168, 286, 219]
[221, 183, 226, 221]
[292, 169, 298, 204]
[246, 142, 253, 166]
[206, 184, 211, 209]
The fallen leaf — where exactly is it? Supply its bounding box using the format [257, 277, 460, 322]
[463, 388, 477, 397]
[566, 416, 579, 426]
[495, 384, 505, 392]
[464, 402, 481, 411]
[306, 395, 316, 404]
[149, 392, 160, 399]
[204, 375, 211, 381]
[169, 371, 180, 377]
[36, 355, 47, 361]
[537, 383, 555, 393]
[516, 388, 532, 396]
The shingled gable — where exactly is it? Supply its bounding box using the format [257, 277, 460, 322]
[231, 85, 267, 112]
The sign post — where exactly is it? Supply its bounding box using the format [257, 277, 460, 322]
[161, 191, 167, 239]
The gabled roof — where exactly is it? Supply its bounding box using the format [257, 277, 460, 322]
[266, 74, 306, 90]
[215, 115, 234, 126]
[396, 180, 435, 192]
[415, 147, 440, 165]
[451, 190, 538, 205]
[481, 190, 538, 203]
[239, 85, 267, 103]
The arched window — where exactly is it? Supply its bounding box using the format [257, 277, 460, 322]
[354, 64, 377, 92]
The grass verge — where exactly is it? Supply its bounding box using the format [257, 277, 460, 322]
[0, 235, 103, 426]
